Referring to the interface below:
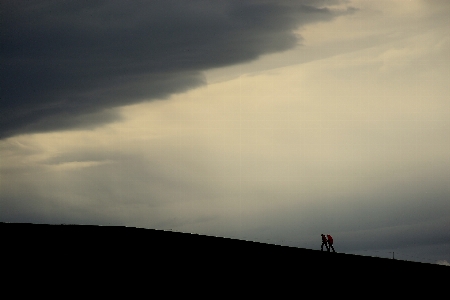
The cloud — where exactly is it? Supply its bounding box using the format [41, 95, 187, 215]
[2, 0, 450, 265]
[436, 260, 450, 266]
[0, 0, 351, 139]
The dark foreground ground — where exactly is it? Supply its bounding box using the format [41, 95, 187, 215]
[2, 222, 447, 294]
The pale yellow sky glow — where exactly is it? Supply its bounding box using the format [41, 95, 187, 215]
[1, 0, 449, 264]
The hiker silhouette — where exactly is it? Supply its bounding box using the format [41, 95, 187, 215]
[326, 234, 336, 253]
[321, 234, 329, 251]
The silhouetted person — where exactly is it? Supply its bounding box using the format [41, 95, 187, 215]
[326, 234, 335, 252]
[321, 234, 329, 251]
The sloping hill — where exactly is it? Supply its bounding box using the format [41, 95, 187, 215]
[2, 222, 446, 292]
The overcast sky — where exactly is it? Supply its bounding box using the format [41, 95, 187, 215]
[1, 0, 449, 265]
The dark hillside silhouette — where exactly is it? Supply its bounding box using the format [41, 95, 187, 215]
[2, 222, 446, 293]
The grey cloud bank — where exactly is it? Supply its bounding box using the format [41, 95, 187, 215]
[1, 0, 449, 265]
[0, 0, 348, 138]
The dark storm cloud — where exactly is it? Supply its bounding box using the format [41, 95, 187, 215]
[0, 0, 348, 138]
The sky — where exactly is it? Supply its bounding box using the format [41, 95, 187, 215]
[1, 0, 449, 265]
